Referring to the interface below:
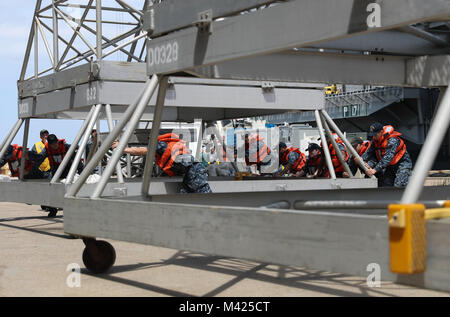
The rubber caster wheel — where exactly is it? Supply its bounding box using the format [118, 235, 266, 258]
[82, 240, 116, 274]
[47, 207, 58, 217]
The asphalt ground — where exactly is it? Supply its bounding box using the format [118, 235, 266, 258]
[0, 202, 449, 297]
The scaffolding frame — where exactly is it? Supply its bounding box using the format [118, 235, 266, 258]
[58, 0, 450, 293]
[2, 0, 450, 293]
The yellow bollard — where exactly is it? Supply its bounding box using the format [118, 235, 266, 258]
[388, 204, 426, 274]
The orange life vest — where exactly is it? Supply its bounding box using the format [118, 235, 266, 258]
[373, 125, 406, 166]
[354, 140, 371, 164]
[246, 133, 271, 165]
[307, 153, 330, 178]
[7, 144, 33, 177]
[155, 133, 190, 177]
[281, 147, 306, 172]
[321, 133, 349, 173]
[45, 139, 67, 167]
[358, 140, 371, 156]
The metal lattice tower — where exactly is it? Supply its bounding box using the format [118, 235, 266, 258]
[20, 0, 150, 82]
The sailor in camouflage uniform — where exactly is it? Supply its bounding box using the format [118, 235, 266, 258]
[362, 122, 412, 188]
[178, 157, 212, 193]
[112, 133, 212, 194]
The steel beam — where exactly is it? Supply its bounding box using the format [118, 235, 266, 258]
[64, 76, 151, 196]
[0, 119, 24, 159]
[65, 104, 102, 184]
[314, 110, 336, 179]
[142, 76, 168, 197]
[407, 55, 450, 87]
[51, 106, 96, 183]
[105, 104, 125, 183]
[402, 83, 450, 204]
[321, 109, 376, 179]
[321, 116, 354, 178]
[20, 0, 42, 81]
[96, 0, 102, 61]
[63, 196, 450, 293]
[308, 29, 450, 56]
[399, 25, 450, 47]
[65, 76, 153, 197]
[17, 64, 325, 120]
[0, 181, 66, 208]
[146, 0, 450, 74]
[190, 52, 407, 86]
[145, 177, 376, 195]
[0, 180, 446, 211]
[19, 119, 30, 180]
[144, 0, 278, 36]
[88, 75, 160, 199]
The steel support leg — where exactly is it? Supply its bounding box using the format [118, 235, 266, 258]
[141, 76, 168, 197]
[90, 75, 160, 199]
[19, 118, 30, 180]
[194, 118, 203, 162]
[66, 104, 102, 184]
[51, 106, 96, 183]
[402, 85, 450, 204]
[0, 119, 24, 161]
[126, 153, 132, 178]
[321, 114, 353, 178]
[96, 118, 102, 176]
[321, 109, 375, 179]
[66, 76, 157, 198]
[105, 104, 124, 183]
[314, 110, 336, 179]
[96, 0, 102, 61]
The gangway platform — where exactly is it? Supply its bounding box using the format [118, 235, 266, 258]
[59, 0, 450, 293]
[3, 0, 450, 294]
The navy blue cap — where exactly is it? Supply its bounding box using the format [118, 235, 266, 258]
[368, 122, 383, 137]
[47, 134, 58, 144]
[306, 143, 321, 151]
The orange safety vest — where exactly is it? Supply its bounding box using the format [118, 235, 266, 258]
[354, 140, 371, 164]
[7, 145, 33, 177]
[246, 133, 271, 165]
[373, 125, 406, 166]
[321, 133, 349, 173]
[281, 147, 306, 172]
[45, 139, 67, 167]
[307, 152, 330, 178]
[155, 133, 190, 177]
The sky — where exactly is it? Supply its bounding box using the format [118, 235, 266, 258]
[0, 1, 85, 145]
[0, 1, 144, 146]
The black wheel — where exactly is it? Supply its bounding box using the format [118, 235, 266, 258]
[47, 207, 58, 217]
[82, 240, 116, 274]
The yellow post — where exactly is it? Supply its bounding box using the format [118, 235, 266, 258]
[388, 204, 426, 274]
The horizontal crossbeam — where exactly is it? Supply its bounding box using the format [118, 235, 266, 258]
[145, 0, 450, 75]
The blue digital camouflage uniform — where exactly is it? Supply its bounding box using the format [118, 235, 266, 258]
[362, 138, 412, 187]
[179, 161, 212, 193]
[157, 141, 212, 194]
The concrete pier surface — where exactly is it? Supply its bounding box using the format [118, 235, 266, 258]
[0, 202, 449, 297]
